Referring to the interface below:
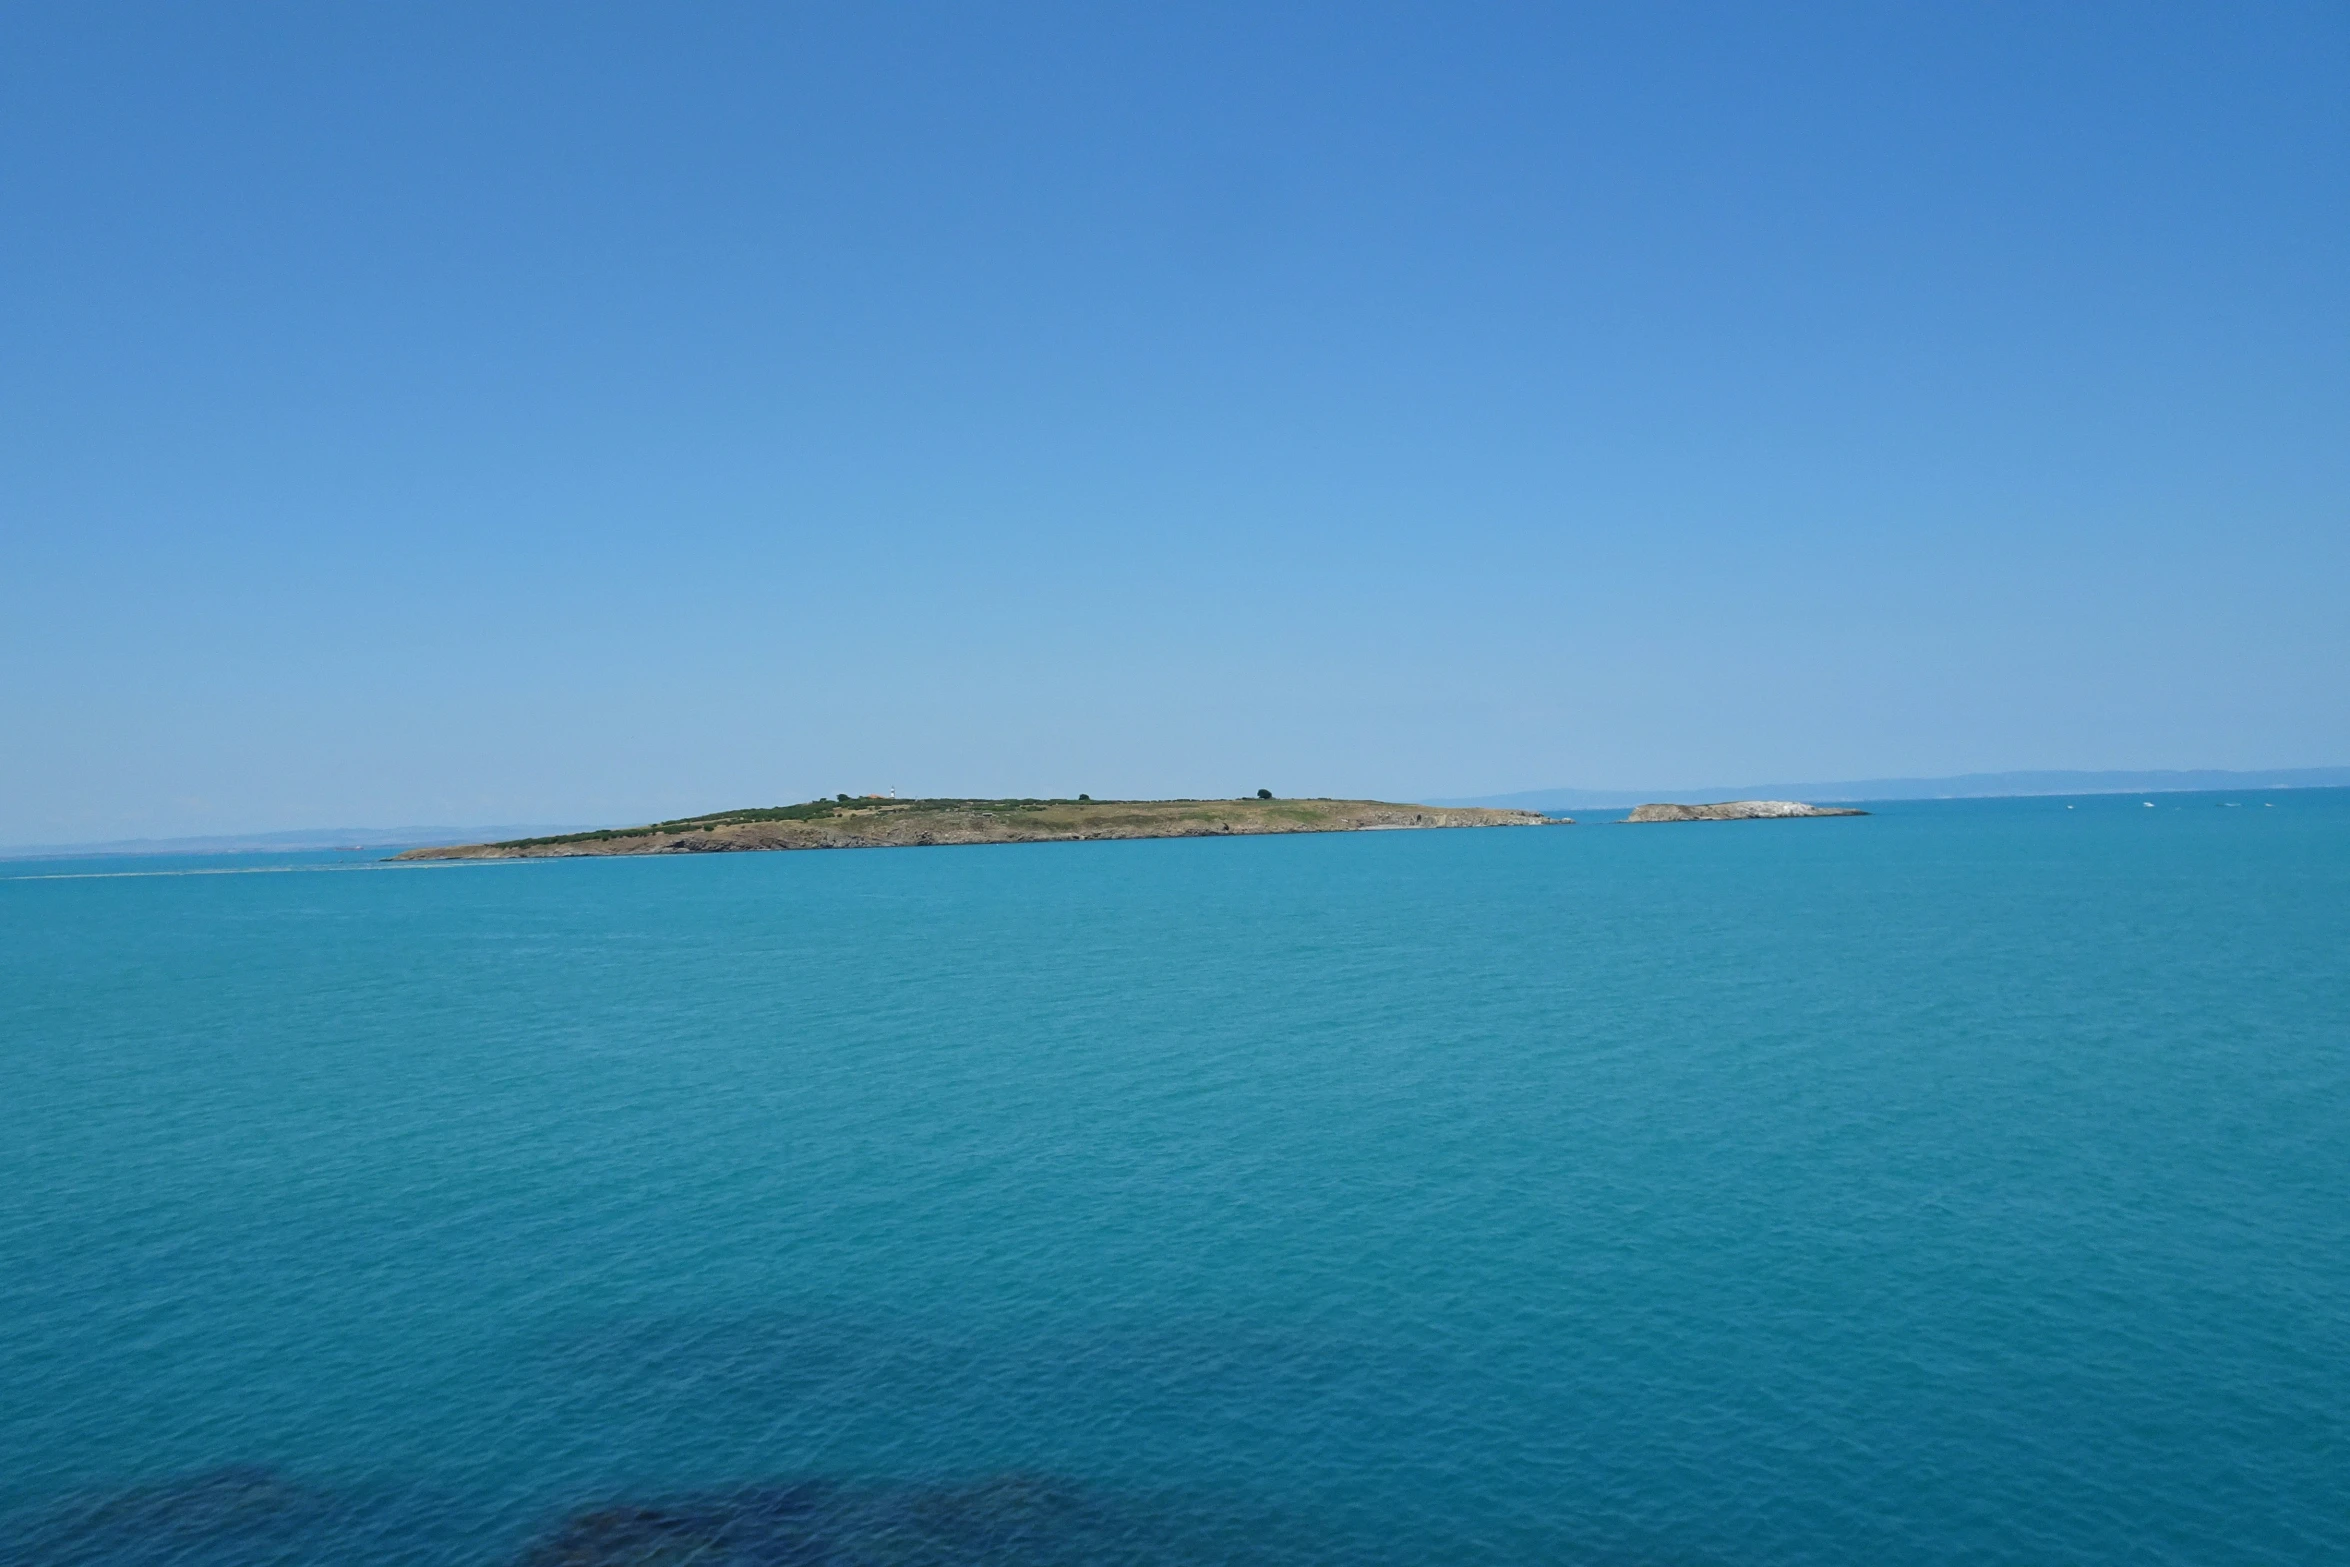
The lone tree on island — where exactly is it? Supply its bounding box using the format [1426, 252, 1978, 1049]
[1257, 789, 1273, 799]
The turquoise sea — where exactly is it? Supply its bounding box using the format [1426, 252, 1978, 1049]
[3, 792, 2345, 1565]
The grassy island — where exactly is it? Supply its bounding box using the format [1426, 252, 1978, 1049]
[392, 797, 1556, 860]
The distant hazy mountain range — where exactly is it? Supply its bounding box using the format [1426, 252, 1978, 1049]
[1437, 767, 2350, 813]
[0, 826, 589, 859]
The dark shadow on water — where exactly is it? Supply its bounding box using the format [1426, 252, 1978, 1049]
[7, 1458, 1723, 1566]
[8, 1467, 1230, 1567]
[519, 1474, 1105, 1566]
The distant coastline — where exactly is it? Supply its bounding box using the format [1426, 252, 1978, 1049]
[392, 798, 1552, 860]
[1440, 767, 2350, 814]
[11, 771, 2346, 861]
[0, 825, 592, 862]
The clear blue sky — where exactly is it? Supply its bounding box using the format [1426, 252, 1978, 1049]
[5, 3, 2345, 842]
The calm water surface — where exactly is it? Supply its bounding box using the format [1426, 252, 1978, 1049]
[3, 794, 2345, 1564]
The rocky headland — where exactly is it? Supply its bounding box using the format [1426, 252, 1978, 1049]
[393, 797, 1559, 860]
[1621, 800, 1868, 823]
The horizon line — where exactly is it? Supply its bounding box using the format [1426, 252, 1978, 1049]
[8, 767, 2350, 859]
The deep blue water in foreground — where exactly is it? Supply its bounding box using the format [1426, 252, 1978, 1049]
[3, 793, 2345, 1566]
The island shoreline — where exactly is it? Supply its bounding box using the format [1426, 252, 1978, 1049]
[393, 798, 1562, 861]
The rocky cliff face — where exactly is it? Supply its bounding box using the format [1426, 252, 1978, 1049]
[1621, 800, 1868, 823]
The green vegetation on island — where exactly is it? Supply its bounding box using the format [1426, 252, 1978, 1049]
[394, 796, 1558, 860]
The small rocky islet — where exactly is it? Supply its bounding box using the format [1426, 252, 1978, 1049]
[1619, 799, 1868, 823]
